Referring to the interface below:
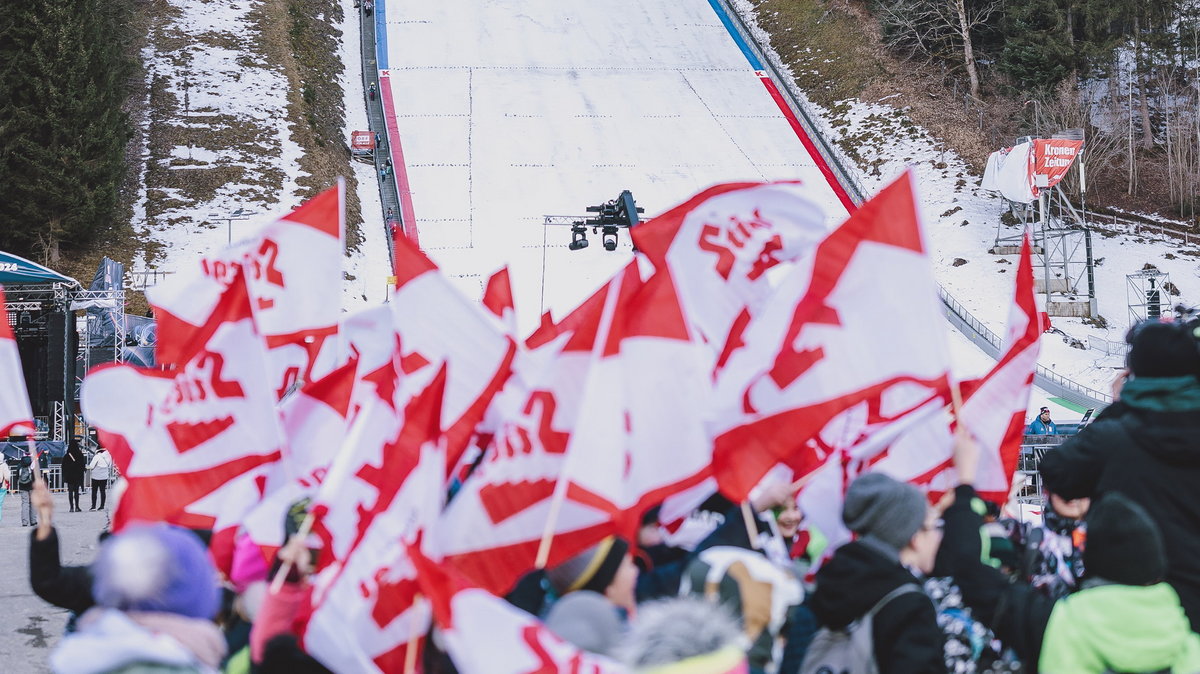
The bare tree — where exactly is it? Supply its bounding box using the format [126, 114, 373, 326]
[1036, 82, 1127, 200]
[1134, 16, 1158, 150]
[875, 0, 999, 99]
[953, 0, 982, 100]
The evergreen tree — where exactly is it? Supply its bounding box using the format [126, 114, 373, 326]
[0, 0, 135, 260]
[999, 0, 1076, 89]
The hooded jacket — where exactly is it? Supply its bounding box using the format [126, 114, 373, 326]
[1040, 382, 1200, 631]
[1040, 583, 1200, 673]
[939, 484, 1200, 673]
[809, 541, 943, 674]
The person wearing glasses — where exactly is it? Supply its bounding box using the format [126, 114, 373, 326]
[806, 473, 945, 672]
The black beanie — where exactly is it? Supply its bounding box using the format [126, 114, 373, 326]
[1125, 320, 1200, 378]
[1084, 493, 1166, 586]
[545, 537, 630, 595]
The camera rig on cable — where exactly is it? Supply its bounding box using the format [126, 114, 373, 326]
[543, 190, 644, 252]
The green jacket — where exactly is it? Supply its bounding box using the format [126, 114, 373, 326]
[1040, 582, 1200, 673]
[939, 485, 1200, 672]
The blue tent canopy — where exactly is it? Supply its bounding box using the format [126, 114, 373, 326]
[0, 251, 78, 286]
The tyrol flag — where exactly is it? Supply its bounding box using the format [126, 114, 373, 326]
[708, 172, 954, 503]
[0, 287, 35, 437]
[795, 231, 1042, 549]
[630, 181, 832, 370]
[390, 233, 517, 479]
[301, 366, 448, 673]
[872, 230, 1042, 502]
[81, 269, 285, 532]
[149, 183, 345, 398]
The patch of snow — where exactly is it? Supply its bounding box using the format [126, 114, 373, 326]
[168, 146, 220, 163]
[133, 0, 344, 301]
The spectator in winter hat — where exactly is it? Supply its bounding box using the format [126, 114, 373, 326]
[943, 432, 1200, 672]
[51, 524, 227, 674]
[1028, 406, 1057, 435]
[544, 590, 625, 657]
[545, 536, 638, 610]
[1041, 316, 1200, 630]
[544, 537, 638, 655]
[620, 597, 748, 673]
[807, 473, 944, 673]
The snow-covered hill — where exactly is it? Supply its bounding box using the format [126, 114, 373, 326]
[130, 0, 390, 308]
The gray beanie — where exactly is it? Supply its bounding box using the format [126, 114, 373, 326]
[544, 590, 624, 656]
[842, 473, 927, 551]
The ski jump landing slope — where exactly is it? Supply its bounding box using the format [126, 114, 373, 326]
[376, 0, 1107, 410]
[375, 0, 849, 327]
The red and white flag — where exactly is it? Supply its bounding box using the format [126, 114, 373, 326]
[81, 270, 285, 532]
[963, 231, 1043, 499]
[437, 259, 712, 594]
[390, 234, 516, 478]
[708, 172, 953, 502]
[239, 357, 359, 557]
[301, 366, 446, 673]
[150, 184, 345, 398]
[464, 277, 616, 487]
[796, 232, 1043, 549]
[630, 182, 830, 371]
[483, 266, 517, 335]
[873, 231, 1042, 502]
[409, 544, 628, 674]
[0, 287, 35, 437]
[239, 303, 413, 560]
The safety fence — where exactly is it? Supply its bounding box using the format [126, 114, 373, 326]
[5, 465, 119, 494]
[1086, 334, 1129, 357]
[1015, 434, 1069, 505]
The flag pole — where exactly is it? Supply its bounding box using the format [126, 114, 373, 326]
[790, 467, 820, 493]
[270, 511, 316, 594]
[403, 597, 422, 674]
[534, 492, 568, 569]
[740, 502, 761, 550]
[949, 378, 965, 424]
[534, 270, 626, 570]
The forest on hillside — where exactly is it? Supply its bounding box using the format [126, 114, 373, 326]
[0, 0, 139, 262]
[863, 0, 1200, 221]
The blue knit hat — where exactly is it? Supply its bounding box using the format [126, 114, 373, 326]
[92, 524, 220, 619]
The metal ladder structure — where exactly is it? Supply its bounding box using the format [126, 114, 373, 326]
[358, 4, 400, 265]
